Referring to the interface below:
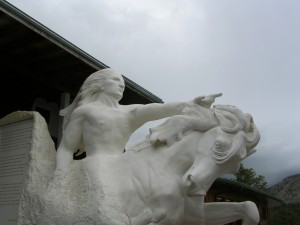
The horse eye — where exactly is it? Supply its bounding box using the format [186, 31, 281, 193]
[215, 141, 221, 149]
[213, 138, 231, 152]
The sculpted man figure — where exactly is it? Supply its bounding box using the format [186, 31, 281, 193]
[52, 68, 223, 224]
[56, 68, 219, 170]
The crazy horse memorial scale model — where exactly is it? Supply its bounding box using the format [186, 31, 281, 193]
[14, 68, 260, 225]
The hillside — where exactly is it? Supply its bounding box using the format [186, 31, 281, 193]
[268, 173, 300, 204]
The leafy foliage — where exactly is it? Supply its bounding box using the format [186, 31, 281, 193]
[233, 163, 268, 191]
[269, 203, 300, 225]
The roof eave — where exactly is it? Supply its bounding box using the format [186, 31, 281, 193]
[0, 0, 163, 103]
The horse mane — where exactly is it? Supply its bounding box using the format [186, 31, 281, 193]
[210, 105, 260, 164]
[128, 104, 260, 159]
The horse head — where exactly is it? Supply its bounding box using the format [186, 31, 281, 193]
[122, 104, 260, 224]
[181, 104, 260, 197]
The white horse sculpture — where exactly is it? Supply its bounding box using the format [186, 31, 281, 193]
[119, 104, 260, 225]
[17, 103, 260, 225]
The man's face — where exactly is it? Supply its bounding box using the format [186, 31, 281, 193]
[102, 72, 125, 101]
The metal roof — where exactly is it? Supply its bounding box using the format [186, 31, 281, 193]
[0, 0, 163, 118]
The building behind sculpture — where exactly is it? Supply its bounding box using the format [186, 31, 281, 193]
[206, 178, 282, 225]
[0, 0, 163, 147]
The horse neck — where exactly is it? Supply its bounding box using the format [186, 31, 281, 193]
[157, 131, 203, 175]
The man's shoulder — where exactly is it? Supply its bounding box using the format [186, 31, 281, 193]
[120, 104, 144, 112]
[72, 105, 93, 116]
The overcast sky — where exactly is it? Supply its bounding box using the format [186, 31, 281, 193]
[6, 0, 300, 186]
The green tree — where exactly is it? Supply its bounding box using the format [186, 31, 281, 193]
[234, 163, 268, 191]
[269, 203, 300, 225]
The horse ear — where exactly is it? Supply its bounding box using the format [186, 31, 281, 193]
[214, 109, 240, 133]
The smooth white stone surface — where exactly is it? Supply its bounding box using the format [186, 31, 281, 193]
[7, 68, 260, 225]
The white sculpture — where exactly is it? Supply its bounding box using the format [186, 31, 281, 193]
[17, 68, 260, 225]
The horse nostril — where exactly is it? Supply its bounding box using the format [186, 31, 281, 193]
[182, 174, 194, 188]
[187, 174, 193, 184]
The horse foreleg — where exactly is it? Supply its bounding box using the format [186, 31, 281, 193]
[182, 198, 259, 225]
[203, 201, 259, 225]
